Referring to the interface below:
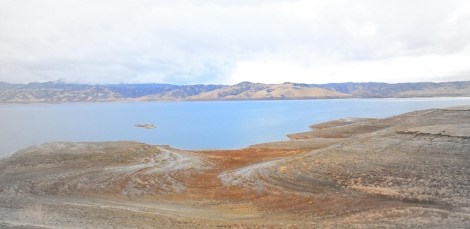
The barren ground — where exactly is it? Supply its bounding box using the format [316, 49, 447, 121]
[1, 107, 469, 228]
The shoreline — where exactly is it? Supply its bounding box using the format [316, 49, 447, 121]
[1, 95, 470, 105]
[0, 107, 469, 228]
[2, 99, 470, 156]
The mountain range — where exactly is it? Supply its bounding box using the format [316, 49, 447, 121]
[0, 80, 469, 103]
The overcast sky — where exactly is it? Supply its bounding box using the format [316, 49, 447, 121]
[1, 0, 469, 84]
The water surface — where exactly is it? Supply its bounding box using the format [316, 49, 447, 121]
[1, 97, 470, 155]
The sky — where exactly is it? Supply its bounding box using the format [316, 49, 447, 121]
[0, 0, 470, 85]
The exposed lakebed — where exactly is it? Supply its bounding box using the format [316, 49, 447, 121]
[1, 107, 469, 228]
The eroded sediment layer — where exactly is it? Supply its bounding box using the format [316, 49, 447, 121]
[0, 107, 469, 228]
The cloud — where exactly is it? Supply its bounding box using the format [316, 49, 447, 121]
[0, 0, 469, 84]
[228, 53, 470, 84]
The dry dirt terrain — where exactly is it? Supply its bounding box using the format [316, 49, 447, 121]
[0, 107, 469, 228]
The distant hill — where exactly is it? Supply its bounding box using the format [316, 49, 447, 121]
[0, 84, 122, 103]
[315, 81, 470, 98]
[0, 81, 469, 103]
[185, 82, 350, 100]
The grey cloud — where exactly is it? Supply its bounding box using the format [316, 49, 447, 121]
[0, 0, 469, 84]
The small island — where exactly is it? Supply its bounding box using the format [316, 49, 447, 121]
[134, 123, 156, 129]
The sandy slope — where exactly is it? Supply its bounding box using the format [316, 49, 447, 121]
[0, 107, 469, 228]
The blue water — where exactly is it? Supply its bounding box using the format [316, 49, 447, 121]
[1, 97, 470, 155]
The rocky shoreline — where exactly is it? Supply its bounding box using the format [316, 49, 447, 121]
[0, 107, 469, 228]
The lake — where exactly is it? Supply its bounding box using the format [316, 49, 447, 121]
[1, 97, 470, 156]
